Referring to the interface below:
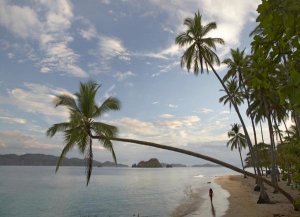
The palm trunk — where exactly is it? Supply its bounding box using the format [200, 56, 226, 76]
[272, 114, 283, 144]
[239, 75, 262, 179]
[101, 136, 296, 209]
[260, 121, 265, 143]
[265, 105, 279, 193]
[282, 53, 300, 137]
[238, 143, 246, 178]
[283, 119, 290, 138]
[206, 61, 270, 202]
[294, 113, 300, 137]
[86, 137, 93, 186]
[271, 115, 282, 182]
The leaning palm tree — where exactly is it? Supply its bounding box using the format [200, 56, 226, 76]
[46, 80, 120, 185]
[175, 11, 268, 202]
[227, 124, 247, 177]
[46, 83, 296, 208]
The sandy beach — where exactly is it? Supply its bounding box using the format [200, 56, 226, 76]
[215, 175, 300, 217]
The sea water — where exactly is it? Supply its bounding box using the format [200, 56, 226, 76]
[0, 166, 236, 217]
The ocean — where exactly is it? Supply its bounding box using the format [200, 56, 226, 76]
[0, 166, 237, 217]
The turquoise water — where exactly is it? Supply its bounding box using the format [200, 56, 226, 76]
[0, 166, 236, 217]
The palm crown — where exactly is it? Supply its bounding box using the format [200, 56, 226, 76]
[46, 81, 120, 185]
[175, 11, 224, 75]
[227, 123, 247, 151]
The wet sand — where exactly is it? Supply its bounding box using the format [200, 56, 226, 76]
[179, 176, 230, 217]
[215, 175, 300, 217]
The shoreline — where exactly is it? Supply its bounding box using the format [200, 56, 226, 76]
[215, 175, 299, 217]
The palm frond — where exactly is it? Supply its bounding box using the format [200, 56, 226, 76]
[181, 44, 197, 73]
[46, 122, 70, 137]
[92, 122, 118, 138]
[54, 95, 79, 112]
[93, 97, 121, 118]
[202, 22, 217, 36]
[100, 138, 117, 164]
[55, 141, 76, 173]
[175, 32, 193, 47]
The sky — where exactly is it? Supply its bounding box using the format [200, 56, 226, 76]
[0, 0, 265, 166]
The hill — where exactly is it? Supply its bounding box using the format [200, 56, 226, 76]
[132, 158, 162, 168]
[0, 154, 128, 167]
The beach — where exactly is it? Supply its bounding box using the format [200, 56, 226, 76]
[216, 175, 300, 217]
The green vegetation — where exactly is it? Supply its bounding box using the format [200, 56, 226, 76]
[47, 0, 300, 210]
[47, 81, 120, 185]
[226, 124, 247, 176]
[132, 158, 162, 168]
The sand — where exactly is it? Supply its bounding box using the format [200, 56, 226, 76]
[215, 175, 300, 217]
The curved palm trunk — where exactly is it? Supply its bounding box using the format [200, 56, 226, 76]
[86, 137, 93, 186]
[260, 121, 265, 143]
[105, 136, 296, 209]
[205, 61, 269, 202]
[265, 106, 279, 193]
[294, 113, 300, 137]
[272, 114, 283, 144]
[238, 143, 246, 178]
[239, 75, 263, 180]
[283, 120, 290, 138]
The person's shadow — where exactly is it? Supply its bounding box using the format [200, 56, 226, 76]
[211, 202, 216, 217]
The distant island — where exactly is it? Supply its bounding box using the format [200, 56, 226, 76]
[192, 163, 221, 167]
[132, 158, 162, 168]
[0, 154, 128, 167]
[132, 158, 188, 168]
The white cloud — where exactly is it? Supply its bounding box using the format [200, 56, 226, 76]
[0, 116, 27, 124]
[99, 0, 110, 4]
[114, 70, 135, 81]
[146, 0, 260, 57]
[168, 104, 178, 108]
[104, 84, 116, 99]
[91, 35, 131, 74]
[7, 52, 14, 59]
[99, 35, 130, 61]
[79, 26, 98, 40]
[160, 114, 174, 119]
[153, 61, 180, 77]
[146, 44, 180, 59]
[0, 82, 72, 119]
[0, 0, 87, 77]
[0, 130, 59, 152]
[0, 0, 42, 38]
[220, 110, 230, 114]
[108, 115, 226, 147]
[196, 108, 214, 114]
[152, 101, 159, 105]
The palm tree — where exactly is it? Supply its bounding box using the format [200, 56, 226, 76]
[219, 79, 244, 110]
[247, 82, 280, 192]
[175, 11, 268, 202]
[46, 81, 121, 185]
[227, 124, 247, 177]
[222, 49, 266, 178]
[46, 81, 296, 208]
[105, 136, 296, 208]
[222, 48, 249, 85]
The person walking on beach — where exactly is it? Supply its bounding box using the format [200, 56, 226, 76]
[209, 188, 214, 203]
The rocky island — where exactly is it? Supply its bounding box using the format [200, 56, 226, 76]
[132, 158, 162, 168]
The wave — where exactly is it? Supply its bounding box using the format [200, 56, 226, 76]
[169, 186, 204, 217]
[193, 174, 205, 178]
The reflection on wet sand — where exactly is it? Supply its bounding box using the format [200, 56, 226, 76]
[211, 203, 216, 217]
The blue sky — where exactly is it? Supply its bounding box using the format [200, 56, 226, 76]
[0, 0, 264, 166]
